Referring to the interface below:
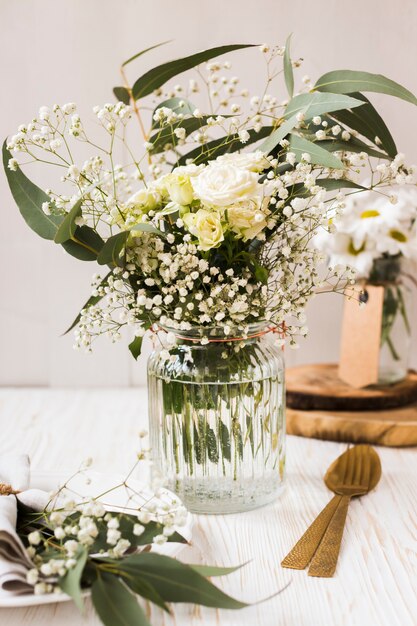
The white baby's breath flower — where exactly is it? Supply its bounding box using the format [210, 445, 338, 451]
[28, 531, 42, 546]
[133, 523, 145, 536]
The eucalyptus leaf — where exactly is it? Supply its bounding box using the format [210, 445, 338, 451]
[314, 178, 367, 191]
[330, 92, 397, 158]
[190, 564, 243, 577]
[284, 92, 364, 121]
[288, 134, 345, 169]
[58, 548, 87, 612]
[259, 115, 300, 155]
[63, 271, 113, 335]
[254, 263, 269, 284]
[130, 223, 165, 236]
[91, 574, 151, 626]
[128, 336, 143, 360]
[149, 117, 212, 152]
[313, 70, 417, 106]
[97, 231, 127, 266]
[219, 419, 231, 462]
[3, 141, 62, 240]
[316, 138, 387, 160]
[54, 198, 83, 244]
[124, 576, 170, 613]
[115, 553, 248, 609]
[113, 86, 130, 105]
[283, 34, 294, 98]
[122, 41, 172, 68]
[61, 225, 104, 261]
[132, 44, 256, 100]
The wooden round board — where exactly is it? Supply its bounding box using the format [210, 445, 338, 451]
[286, 403, 417, 447]
[286, 363, 417, 411]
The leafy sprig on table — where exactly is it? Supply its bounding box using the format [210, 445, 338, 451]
[17, 501, 247, 626]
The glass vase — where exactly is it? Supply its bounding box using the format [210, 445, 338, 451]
[147, 324, 286, 514]
[370, 258, 412, 385]
[378, 282, 412, 384]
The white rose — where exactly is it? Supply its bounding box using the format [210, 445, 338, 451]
[215, 150, 270, 172]
[191, 163, 262, 208]
[164, 172, 194, 205]
[227, 203, 269, 241]
[127, 188, 159, 213]
[173, 164, 204, 177]
[183, 208, 224, 250]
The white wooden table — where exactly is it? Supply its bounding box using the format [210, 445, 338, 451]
[0, 388, 416, 626]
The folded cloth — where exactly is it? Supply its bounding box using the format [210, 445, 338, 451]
[0, 455, 50, 595]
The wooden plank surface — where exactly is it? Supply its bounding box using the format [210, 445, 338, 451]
[0, 388, 416, 626]
[286, 364, 417, 411]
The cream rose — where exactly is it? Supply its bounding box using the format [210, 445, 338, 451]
[164, 172, 194, 205]
[183, 208, 224, 251]
[191, 163, 262, 208]
[215, 151, 270, 172]
[227, 204, 268, 241]
[127, 188, 159, 213]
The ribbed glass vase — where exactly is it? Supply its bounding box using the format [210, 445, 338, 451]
[147, 324, 286, 514]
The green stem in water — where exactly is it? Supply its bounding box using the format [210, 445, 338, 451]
[386, 335, 400, 361]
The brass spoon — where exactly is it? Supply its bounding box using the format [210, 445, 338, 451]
[282, 444, 381, 574]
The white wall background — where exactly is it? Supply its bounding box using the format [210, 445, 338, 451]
[1, 0, 417, 387]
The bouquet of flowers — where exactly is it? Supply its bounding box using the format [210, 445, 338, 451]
[314, 183, 417, 378]
[4, 40, 417, 357]
[4, 39, 417, 510]
[313, 183, 417, 278]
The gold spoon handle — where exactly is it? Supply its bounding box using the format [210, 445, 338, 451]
[281, 495, 342, 570]
[308, 495, 351, 578]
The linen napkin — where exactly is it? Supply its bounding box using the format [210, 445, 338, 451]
[0, 454, 49, 594]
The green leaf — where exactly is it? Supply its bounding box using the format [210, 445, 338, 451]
[190, 564, 243, 577]
[128, 336, 143, 360]
[115, 553, 248, 609]
[63, 271, 113, 334]
[132, 44, 256, 100]
[330, 92, 397, 158]
[288, 134, 345, 169]
[151, 97, 196, 129]
[113, 86, 130, 105]
[259, 114, 300, 155]
[284, 92, 364, 121]
[254, 263, 269, 284]
[130, 223, 165, 236]
[315, 178, 367, 191]
[122, 41, 172, 68]
[54, 198, 83, 244]
[3, 141, 62, 240]
[91, 574, 151, 626]
[58, 548, 87, 612]
[219, 420, 231, 462]
[283, 34, 294, 98]
[149, 117, 211, 153]
[313, 70, 417, 106]
[97, 232, 127, 266]
[3, 142, 103, 261]
[316, 137, 387, 160]
[124, 576, 170, 613]
[177, 126, 273, 166]
[62, 225, 104, 261]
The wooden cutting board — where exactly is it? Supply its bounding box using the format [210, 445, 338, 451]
[286, 364, 417, 447]
[286, 363, 417, 411]
[286, 404, 417, 447]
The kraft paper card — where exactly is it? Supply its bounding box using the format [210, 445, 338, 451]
[338, 285, 385, 388]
